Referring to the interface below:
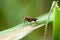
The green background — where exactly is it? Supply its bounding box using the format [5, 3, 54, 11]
[0, 0, 53, 31]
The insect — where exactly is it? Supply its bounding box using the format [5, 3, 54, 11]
[24, 16, 37, 24]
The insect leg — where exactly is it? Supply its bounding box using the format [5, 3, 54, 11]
[24, 19, 26, 25]
[35, 21, 38, 24]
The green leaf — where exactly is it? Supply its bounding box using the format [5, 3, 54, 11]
[0, 13, 53, 40]
[53, 2, 60, 40]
